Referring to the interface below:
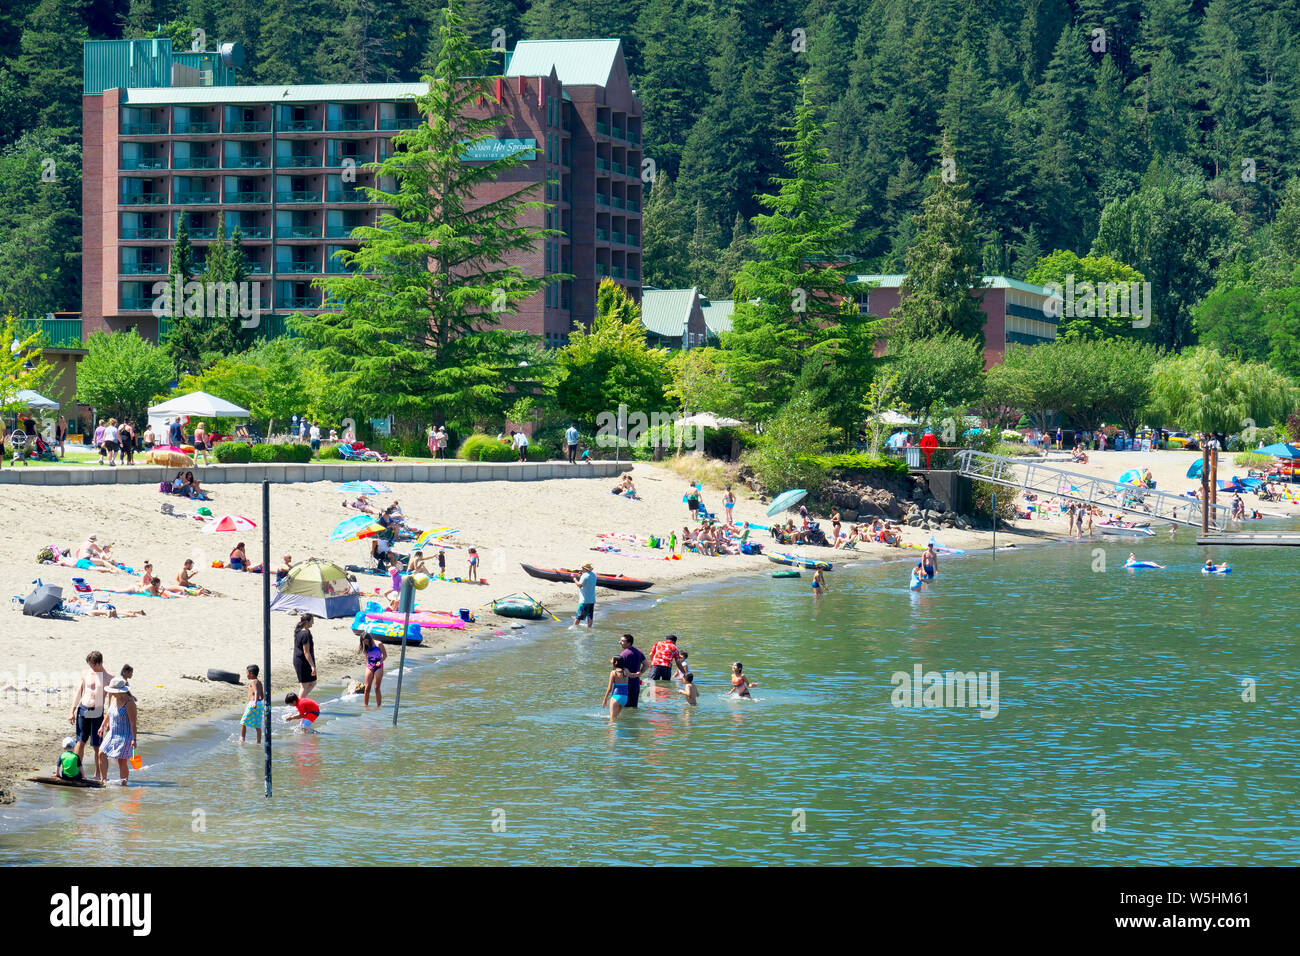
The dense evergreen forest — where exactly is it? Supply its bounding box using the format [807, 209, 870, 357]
[4, 0, 1300, 368]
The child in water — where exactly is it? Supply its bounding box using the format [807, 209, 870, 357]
[811, 567, 828, 596]
[240, 664, 265, 743]
[284, 693, 320, 731]
[678, 673, 699, 706]
[728, 661, 756, 698]
[910, 562, 924, 589]
[56, 736, 82, 781]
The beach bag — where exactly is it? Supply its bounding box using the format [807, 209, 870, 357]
[740, 542, 763, 555]
[158, 481, 171, 494]
[37, 546, 54, 564]
[647, 535, 659, 549]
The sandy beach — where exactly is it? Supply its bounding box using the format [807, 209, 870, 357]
[2, 448, 1293, 801]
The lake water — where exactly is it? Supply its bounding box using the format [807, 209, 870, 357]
[2, 535, 1297, 866]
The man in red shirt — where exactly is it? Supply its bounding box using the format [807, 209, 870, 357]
[920, 430, 938, 470]
[648, 634, 687, 682]
[284, 693, 320, 729]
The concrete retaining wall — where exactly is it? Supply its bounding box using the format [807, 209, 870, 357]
[0, 460, 631, 487]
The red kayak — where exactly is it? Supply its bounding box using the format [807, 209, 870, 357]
[520, 564, 653, 591]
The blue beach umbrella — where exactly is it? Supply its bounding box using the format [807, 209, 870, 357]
[1117, 469, 1143, 485]
[330, 514, 384, 542]
[338, 480, 391, 495]
[1187, 459, 1203, 479]
[1256, 442, 1300, 459]
[766, 488, 808, 517]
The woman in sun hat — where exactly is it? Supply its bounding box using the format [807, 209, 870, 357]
[97, 677, 137, 785]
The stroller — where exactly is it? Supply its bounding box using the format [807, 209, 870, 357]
[30, 433, 59, 462]
[805, 521, 831, 547]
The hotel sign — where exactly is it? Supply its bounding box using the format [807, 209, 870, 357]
[459, 138, 538, 161]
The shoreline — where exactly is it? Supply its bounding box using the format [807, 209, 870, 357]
[3, 451, 1294, 805]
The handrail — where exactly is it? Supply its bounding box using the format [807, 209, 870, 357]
[956, 449, 1231, 530]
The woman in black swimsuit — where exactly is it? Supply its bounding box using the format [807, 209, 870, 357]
[293, 614, 317, 697]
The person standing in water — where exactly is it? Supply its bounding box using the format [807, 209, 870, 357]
[293, 614, 318, 698]
[678, 674, 699, 707]
[358, 633, 387, 707]
[68, 650, 111, 782]
[922, 543, 938, 579]
[97, 677, 137, 785]
[728, 662, 756, 698]
[811, 567, 828, 596]
[240, 665, 265, 743]
[601, 656, 632, 720]
[572, 562, 597, 629]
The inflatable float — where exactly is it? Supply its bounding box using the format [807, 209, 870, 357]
[908, 573, 922, 591]
[492, 596, 547, 620]
[1201, 565, 1232, 575]
[771, 569, 802, 578]
[768, 553, 832, 571]
[1123, 560, 1164, 569]
[352, 615, 425, 645]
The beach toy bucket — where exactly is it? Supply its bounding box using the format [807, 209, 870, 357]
[130, 747, 141, 770]
[458, 608, 473, 622]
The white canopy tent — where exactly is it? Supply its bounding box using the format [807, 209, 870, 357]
[17, 389, 59, 410]
[870, 410, 918, 426]
[676, 413, 745, 429]
[148, 391, 250, 439]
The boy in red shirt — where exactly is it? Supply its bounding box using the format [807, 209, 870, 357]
[284, 693, 320, 730]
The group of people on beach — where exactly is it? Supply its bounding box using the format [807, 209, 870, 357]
[59, 651, 138, 785]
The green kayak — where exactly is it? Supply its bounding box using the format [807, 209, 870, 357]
[771, 570, 803, 578]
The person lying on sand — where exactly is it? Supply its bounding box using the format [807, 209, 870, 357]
[73, 536, 123, 572]
[60, 596, 146, 618]
[145, 576, 188, 597]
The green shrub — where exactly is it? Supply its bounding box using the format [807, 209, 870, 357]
[249, 443, 278, 463]
[458, 433, 515, 462]
[319, 444, 343, 460]
[213, 441, 251, 464]
[1233, 452, 1272, 468]
[276, 443, 313, 463]
[812, 452, 909, 474]
[526, 441, 556, 461]
[969, 479, 1019, 525]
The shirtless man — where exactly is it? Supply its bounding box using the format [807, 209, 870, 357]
[922, 543, 938, 579]
[68, 651, 111, 781]
[176, 559, 210, 594]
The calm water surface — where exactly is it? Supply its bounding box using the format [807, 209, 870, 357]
[2, 537, 1297, 865]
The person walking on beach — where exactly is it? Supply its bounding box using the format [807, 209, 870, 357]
[193, 421, 209, 465]
[293, 614, 318, 698]
[573, 562, 597, 628]
[617, 634, 647, 709]
[68, 650, 110, 781]
[467, 547, 479, 582]
[601, 656, 632, 720]
[685, 484, 700, 519]
[648, 634, 687, 682]
[566, 423, 580, 463]
[240, 664, 265, 743]
[724, 485, 736, 527]
[358, 634, 387, 707]
[97, 677, 137, 785]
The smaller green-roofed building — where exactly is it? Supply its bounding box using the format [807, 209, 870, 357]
[699, 297, 736, 343]
[640, 287, 706, 349]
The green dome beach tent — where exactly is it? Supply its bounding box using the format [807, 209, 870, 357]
[269, 559, 360, 619]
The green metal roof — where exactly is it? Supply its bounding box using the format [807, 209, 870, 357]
[505, 39, 623, 87]
[124, 83, 427, 105]
[848, 274, 1060, 298]
[699, 297, 735, 336]
[640, 287, 696, 338]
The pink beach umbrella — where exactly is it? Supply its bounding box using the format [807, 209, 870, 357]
[202, 514, 258, 534]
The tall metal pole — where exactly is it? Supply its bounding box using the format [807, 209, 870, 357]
[392, 576, 414, 725]
[261, 480, 272, 798]
[1201, 445, 1211, 535]
[991, 492, 997, 557]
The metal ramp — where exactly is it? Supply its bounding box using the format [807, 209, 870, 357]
[956, 450, 1231, 531]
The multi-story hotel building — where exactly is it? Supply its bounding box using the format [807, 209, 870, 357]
[81, 37, 642, 347]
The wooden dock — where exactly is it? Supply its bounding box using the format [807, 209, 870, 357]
[1195, 534, 1300, 546]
